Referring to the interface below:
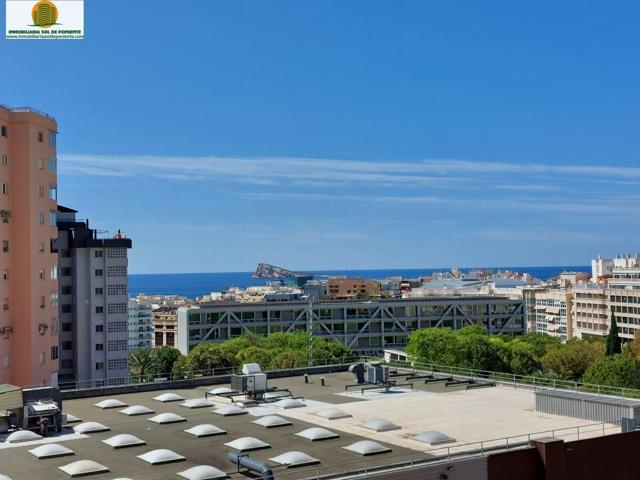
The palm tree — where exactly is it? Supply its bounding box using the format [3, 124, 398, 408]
[128, 348, 157, 382]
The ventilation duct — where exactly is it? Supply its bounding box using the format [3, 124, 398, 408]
[228, 452, 273, 480]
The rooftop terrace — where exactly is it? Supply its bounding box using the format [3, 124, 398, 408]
[0, 369, 621, 480]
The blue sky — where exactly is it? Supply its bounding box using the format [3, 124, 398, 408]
[2, 1, 639, 273]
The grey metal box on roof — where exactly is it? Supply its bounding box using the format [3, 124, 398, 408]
[534, 389, 640, 424]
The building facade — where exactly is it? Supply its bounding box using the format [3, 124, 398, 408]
[572, 285, 609, 339]
[608, 266, 640, 341]
[177, 296, 525, 355]
[326, 278, 381, 299]
[0, 105, 59, 387]
[128, 298, 153, 351]
[152, 306, 178, 348]
[532, 289, 573, 341]
[56, 207, 132, 387]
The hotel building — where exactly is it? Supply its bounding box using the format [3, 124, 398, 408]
[55, 207, 132, 387]
[0, 105, 59, 387]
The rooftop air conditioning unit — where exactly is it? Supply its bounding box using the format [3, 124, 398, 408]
[366, 364, 389, 384]
[231, 363, 267, 393]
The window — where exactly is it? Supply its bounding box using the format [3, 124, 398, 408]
[61, 304, 72, 313]
[107, 284, 127, 296]
[62, 322, 72, 332]
[61, 285, 72, 295]
[37, 186, 45, 197]
[37, 158, 44, 169]
[94, 250, 103, 258]
[2, 241, 8, 253]
[51, 346, 59, 360]
[108, 358, 127, 370]
[95, 306, 104, 314]
[0, 126, 6, 137]
[49, 185, 57, 201]
[107, 321, 127, 332]
[95, 324, 104, 332]
[60, 267, 71, 277]
[107, 248, 127, 258]
[95, 343, 104, 351]
[1, 154, 8, 165]
[107, 339, 127, 352]
[49, 211, 57, 226]
[2, 299, 8, 311]
[107, 266, 127, 277]
[95, 287, 103, 295]
[48, 131, 56, 147]
[107, 303, 127, 314]
[38, 132, 44, 142]
[39, 241, 45, 253]
[61, 359, 73, 369]
[37, 212, 45, 224]
[1, 184, 8, 195]
[2, 270, 8, 281]
[39, 296, 45, 308]
[1, 211, 10, 224]
[39, 270, 44, 280]
[48, 156, 57, 173]
[95, 269, 103, 277]
[50, 265, 58, 280]
[50, 292, 58, 306]
[96, 362, 104, 370]
[61, 341, 72, 350]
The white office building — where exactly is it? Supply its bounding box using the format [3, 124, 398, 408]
[128, 298, 153, 351]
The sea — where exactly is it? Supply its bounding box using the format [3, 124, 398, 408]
[129, 266, 590, 299]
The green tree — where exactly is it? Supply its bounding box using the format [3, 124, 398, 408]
[406, 328, 460, 365]
[129, 348, 158, 380]
[189, 343, 235, 373]
[626, 330, 640, 361]
[583, 354, 640, 389]
[605, 309, 622, 356]
[517, 333, 562, 359]
[151, 346, 181, 375]
[506, 341, 541, 376]
[455, 332, 506, 371]
[171, 355, 193, 379]
[540, 340, 604, 381]
[235, 346, 273, 367]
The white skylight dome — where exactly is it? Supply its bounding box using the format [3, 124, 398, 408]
[184, 424, 227, 438]
[73, 422, 110, 434]
[58, 460, 109, 477]
[0, 475, 12, 480]
[360, 418, 401, 432]
[148, 412, 186, 424]
[209, 387, 234, 395]
[343, 440, 391, 456]
[177, 465, 229, 480]
[94, 399, 127, 409]
[313, 407, 352, 420]
[180, 398, 214, 409]
[28, 443, 75, 459]
[137, 449, 186, 465]
[295, 427, 340, 441]
[64, 413, 81, 424]
[252, 415, 292, 428]
[213, 405, 247, 416]
[411, 431, 456, 445]
[102, 434, 146, 448]
[5, 430, 42, 443]
[224, 437, 270, 452]
[269, 451, 320, 467]
[119, 405, 155, 416]
[275, 398, 306, 409]
[153, 392, 185, 402]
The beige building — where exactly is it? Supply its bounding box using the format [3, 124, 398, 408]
[608, 266, 640, 341]
[572, 285, 609, 339]
[0, 105, 59, 387]
[326, 278, 381, 299]
[533, 289, 573, 341]
[153, 306, 178, 348]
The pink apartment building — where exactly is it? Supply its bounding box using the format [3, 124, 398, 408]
[0, 104, 59, 387]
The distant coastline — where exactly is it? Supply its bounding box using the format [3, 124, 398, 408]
[129, 266, 590, 299]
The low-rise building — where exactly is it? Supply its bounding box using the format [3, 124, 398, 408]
[177, 296, 525, 355]
[127, 298, 153, 351]
[326, 278, 381, 299]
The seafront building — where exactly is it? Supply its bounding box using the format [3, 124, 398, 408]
[177, 296, 525, 355]
[127, 298, 153, 351]
[0, 105, 59, 387]
[55, 207, 132, 387]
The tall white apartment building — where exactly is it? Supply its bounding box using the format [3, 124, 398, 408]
[56, 206, 132, 387]
[592, 253, 640, 283]
[572, 285, 609, 339]
[608, 264, 640, 341]
[128, 298, 153, 351]
[533, 289, 572, 341]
